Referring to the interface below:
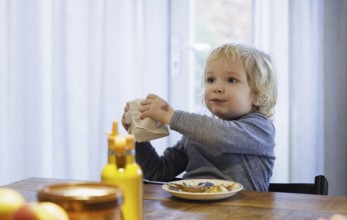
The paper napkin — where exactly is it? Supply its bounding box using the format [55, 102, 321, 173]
[125, 99, 169, 142]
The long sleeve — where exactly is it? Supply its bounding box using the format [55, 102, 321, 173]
[170, 111, 275, 158]
[135, 141, 188, 181]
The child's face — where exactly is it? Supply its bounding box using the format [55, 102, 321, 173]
[204, 57, 253, 120]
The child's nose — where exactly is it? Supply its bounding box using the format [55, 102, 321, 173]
[213, 84, 224, 93]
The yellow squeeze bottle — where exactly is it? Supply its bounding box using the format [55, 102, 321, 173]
[125, 135, 143, 220]
[114, 135, 143, 220]
[101, 121, 118, 183]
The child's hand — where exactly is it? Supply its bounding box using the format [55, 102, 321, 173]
[121, 102, 131, 131]
[139, 94, 175, 125]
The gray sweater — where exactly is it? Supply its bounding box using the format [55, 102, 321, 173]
[136, 111, 275, 191]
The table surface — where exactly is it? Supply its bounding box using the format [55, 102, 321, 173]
[2, 177, 347, 220]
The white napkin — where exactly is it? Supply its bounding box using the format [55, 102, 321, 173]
[125, 99, 169, 142]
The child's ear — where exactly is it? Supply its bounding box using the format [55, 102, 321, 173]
[251, 93, 261, 106]
[252, 99, 260, 106]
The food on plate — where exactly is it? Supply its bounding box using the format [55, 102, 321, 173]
[166, 181, 237, 193]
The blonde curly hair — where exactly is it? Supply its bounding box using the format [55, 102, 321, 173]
[205, 43, 277, 118]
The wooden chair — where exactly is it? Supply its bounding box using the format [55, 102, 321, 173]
[268, 175, 328, 195]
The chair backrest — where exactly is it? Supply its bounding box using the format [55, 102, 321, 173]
[268, 175, 328, 195]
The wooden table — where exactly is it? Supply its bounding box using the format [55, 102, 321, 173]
[2, 177, 347, 220]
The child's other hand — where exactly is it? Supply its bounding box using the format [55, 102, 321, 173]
[139, 94, 175, 125]
[121, 102, 131, 131]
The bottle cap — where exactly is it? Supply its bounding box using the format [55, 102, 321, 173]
[108, 136, 115, 150]
[111, 121, 118, 136]
[125, 135, 135, 150]
[114, 135, 126, 153]
[105, 121, 118, 136]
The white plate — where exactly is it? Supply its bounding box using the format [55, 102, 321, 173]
[162, 179, 243, 201]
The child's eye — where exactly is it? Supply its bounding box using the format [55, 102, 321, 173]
[228, 77, 237, 83]
[206, 77, 215, 83]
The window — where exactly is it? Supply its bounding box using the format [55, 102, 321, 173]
[192, 0, 253, 113]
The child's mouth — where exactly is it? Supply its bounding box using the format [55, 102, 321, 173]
[211, 98, 225, 103]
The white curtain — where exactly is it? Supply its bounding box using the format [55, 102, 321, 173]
[0, 0, 169, 185]
[255, 0, 347, 196]
[289, 0, 324, 183]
